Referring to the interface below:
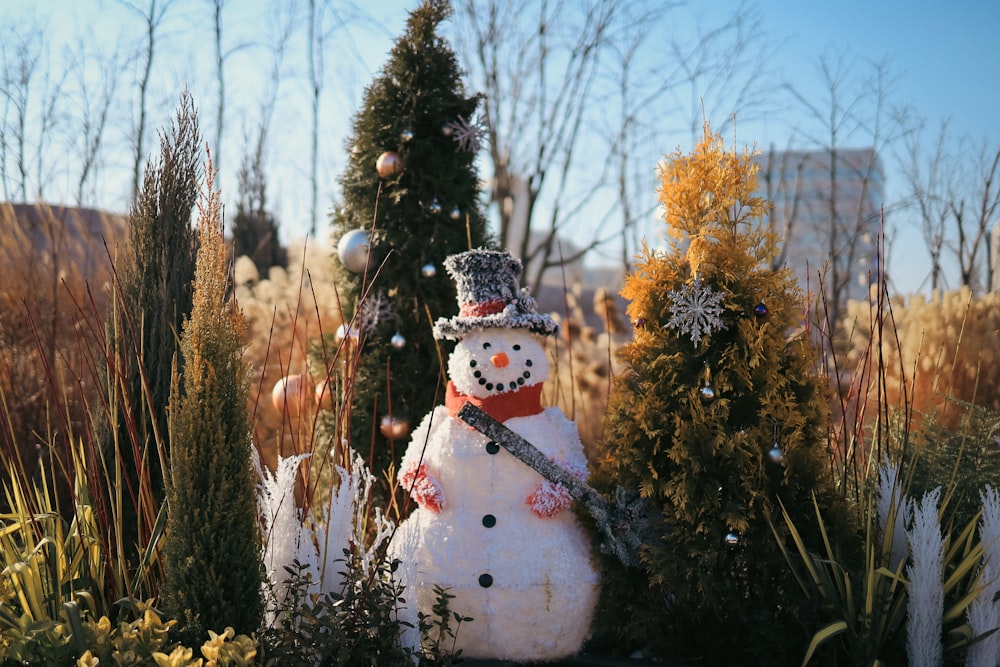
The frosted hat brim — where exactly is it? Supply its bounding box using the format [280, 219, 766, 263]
[433, 299, 558, 340]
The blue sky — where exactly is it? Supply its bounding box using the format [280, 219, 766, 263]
[3, 0, 998, 293]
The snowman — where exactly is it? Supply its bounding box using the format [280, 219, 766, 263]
[392, 249, 600, 662]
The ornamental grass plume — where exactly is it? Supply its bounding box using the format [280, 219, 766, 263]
[966, 485, 1000, 667]
[877, 458, 910, 572]
[906, 487, 945, 667]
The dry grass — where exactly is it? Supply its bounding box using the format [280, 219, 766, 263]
[844, 287, 1000, 430]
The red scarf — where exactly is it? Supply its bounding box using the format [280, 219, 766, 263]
[445, 380, 544, 423]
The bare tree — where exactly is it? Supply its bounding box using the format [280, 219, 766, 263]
[0, 19, 71, 203]
[207, 0, 251, 174]
[902, 122, 952, 291]
[949, 138, 1000, 289]
[306, 0, 323, 238]
[776, 50, 914, 328]
[120, 0, 173, 199]
[68, 35, 123, 205]
[0, 20, 43, 201]
[453, 0, 773, 288]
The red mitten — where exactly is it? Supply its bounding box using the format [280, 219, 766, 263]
[527, 479, 573, 518]
[400, 462, 445, 512]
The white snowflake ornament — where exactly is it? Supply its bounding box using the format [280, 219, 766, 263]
[443, 114, 485, 153]
[665, 275, 727, 347]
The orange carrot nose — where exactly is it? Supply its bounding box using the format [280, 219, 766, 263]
[491, 352, 509, 368]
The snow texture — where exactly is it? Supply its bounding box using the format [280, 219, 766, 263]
[664, 274, 727, 347]
[390, 326, 600, 662]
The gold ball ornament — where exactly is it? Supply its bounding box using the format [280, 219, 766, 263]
[380, 414, 411, 440]
[271, 374, 313, 418]
[335, 323, 360, 346]
[315, 379, 334, 410]
[376, 151, 404, 177]
[337, 229, 370, 273]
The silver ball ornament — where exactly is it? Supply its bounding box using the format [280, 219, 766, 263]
[724, 531, 740, 547]
[337, 229, 370, 273]
[421, 263, 437, 278]
[441, 122, 453, 137]
[699, 381, 716, 402]
[400, 128, 414, 143]
[429, 197, 442, 214]
[449, 206, 461, 220]
[768, 444, 784, 464]
[391, 332, 407, 349]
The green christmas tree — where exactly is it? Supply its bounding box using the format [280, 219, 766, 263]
[317, 0, 492, 487]
[161, 158, 263, 644]
[595, 125, 847, 664]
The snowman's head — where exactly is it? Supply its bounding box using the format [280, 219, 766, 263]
[448, 327, 550, 398]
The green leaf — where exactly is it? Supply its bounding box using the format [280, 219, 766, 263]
[801, 620, 848, 666]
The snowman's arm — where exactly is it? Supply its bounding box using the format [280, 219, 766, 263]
[399, 461, 445, 512]
[397, 407, 448, 512]
[527, 456, 587, 518]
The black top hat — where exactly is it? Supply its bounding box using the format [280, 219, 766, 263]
[432, 249, 558, 341]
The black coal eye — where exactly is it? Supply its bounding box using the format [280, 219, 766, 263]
[525, 359, 533, 367]
[483, 342, 491, 350]
[470, 359, 477, 367]
[513, 344, 521, 351]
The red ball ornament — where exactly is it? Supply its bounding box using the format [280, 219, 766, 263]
[376, 151, 404, 178]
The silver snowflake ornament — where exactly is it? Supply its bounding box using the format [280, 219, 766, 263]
[358, 289, 393, 336]
[665, 275, 727, 347]
[443, 114, 485, 153]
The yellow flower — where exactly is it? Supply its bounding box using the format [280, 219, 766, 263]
[152, 646, 203, 667]
[200, 627, 235, 662]
[77, 650, 100, 667]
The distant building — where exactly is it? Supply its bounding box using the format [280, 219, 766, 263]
[755, 148, 885, 303]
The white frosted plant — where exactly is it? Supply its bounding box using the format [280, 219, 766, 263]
[966, 485, 1000, 667]
[906, 487, 945, 667]
[877, 458, 909, 572]
[256, 450, 396, 625]
[256, 452, 315, 625]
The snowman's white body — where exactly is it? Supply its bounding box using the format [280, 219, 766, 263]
[393, 328, 600, 662]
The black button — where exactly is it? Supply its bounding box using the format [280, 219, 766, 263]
[479, 573, 493, 588]
[486, 441, 500, 455]
[482, 514, 496, 528]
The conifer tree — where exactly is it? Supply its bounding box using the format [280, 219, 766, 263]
[231, 130, 286, 272]
[100, 90, 200, 566]
[317, 0, 492, 484]
[161, 156, 263, 643]
[595, 125, 847, 664]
